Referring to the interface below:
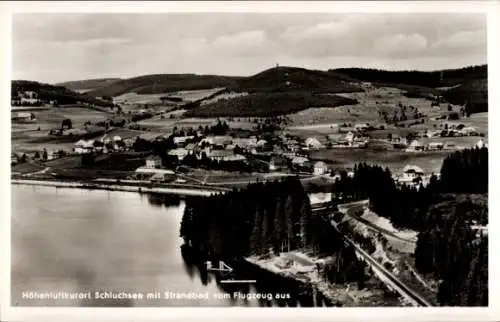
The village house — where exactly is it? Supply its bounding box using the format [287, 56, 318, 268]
[202, 135, 233, 147]
[344, 131, 355, 145]
[47, 150, 60, 161]
[354, 123, 371, 132]
[476, 139, 486, 149]
[145, 155, 162, 169]
[232, 137, 257, 150]
[185, 143, 198, 153]
[313, 161, 329, 176]
[425, 130, 442, 138]
[174, 136, 195, 147]
[11, 112, 36, 122]
[400, 165, 425, 184]
[168, 148, 189, 161]
[460, 126, 476, 136]
[269, 156, 289, 172]
[74, 139, 96, 154]
[427, 142, 444, 151]
[206, 150, 246, 162]
[405, 139, 425, 152]
[291, 156, 309, 167]
[305, 137, 323, 150]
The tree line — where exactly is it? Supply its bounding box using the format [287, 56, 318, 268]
[180, 177, 368, 287]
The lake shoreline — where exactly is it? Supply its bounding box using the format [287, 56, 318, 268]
[10, 178, 225, 197]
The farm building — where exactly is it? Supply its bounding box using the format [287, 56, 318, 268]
[135, 167, 176, 182]
[305, 137, 323, 149]
[313, 161, 329, 176]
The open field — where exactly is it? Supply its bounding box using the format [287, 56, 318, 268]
[287, 86, 456, 136]
[12, 107, 112, 132]
[11, 107, 113, 153]
[310, 148, 454, 174]
[106, 127, 165, 140]
[137, 116, 257, 133]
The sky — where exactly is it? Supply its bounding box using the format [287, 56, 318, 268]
[12, 13, 487, 84]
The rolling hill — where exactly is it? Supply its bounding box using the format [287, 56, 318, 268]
[49, 64, 487, 117]
[57, 78, 122, 93]
[229, 66, 363, 94]
[184, 92, 358, 117]
[330, 65, 488, 113]
[86, 74, 243, 98]
[11, 80, 114, 107]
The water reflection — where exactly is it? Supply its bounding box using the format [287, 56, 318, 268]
[180, 244, 332, 307]
[12, 186, 333, 307]
[145, 193, 181, 208]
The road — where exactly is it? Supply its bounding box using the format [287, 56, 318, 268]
[312, 205, 432, 307]
[337, 200, 417, 243]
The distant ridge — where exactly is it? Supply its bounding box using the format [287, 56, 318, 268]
[12, 80, 114, 107]
[56, 78, 122, 93]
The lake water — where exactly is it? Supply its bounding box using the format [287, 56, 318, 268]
[11, 185, 330, 307]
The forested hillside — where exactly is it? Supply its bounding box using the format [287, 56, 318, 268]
[330, 147, 488, 306]
[180, 177, 368, 287]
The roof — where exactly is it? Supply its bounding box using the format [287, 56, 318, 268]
[292, 156, 309, 164]
[135, 167, 175, 174]
[402, 165, 424, 174]
[174, 136, 195, 144]
[204, 136, 233, 145]
[208, 150, 235, 158]
[256, 139, 268, 146]
[15, 112, 32, 118]
[428, 142, 444, 147]
[185, 143, 197, 150]
[168, 148, 189, 156]
[409, 140, 424, 147]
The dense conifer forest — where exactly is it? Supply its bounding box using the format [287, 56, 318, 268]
[330, 147, 488, 306]
[180, 177, 368, 286]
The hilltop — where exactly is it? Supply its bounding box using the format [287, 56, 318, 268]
[86, 74, 242, 97]
[47, 64, 487, 117]
[56, 78, 122, 93]
[11, 80, 114, 107]
[229, 66, 362, 94]
[329, 65, 488, 115]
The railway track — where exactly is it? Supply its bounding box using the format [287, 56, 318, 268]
[312, 206, 432, 307]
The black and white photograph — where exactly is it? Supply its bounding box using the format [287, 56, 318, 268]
[6, 3, 492, 313]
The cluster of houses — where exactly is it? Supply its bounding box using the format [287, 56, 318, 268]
[166, 135, 256, 163]
[403, 138, 487, 153]
[73, 134, 130, 154]
[11, 91, 40, 106]
[394, 165, 439, 189]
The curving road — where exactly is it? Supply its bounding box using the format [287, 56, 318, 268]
[313, 206, 432, 307]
